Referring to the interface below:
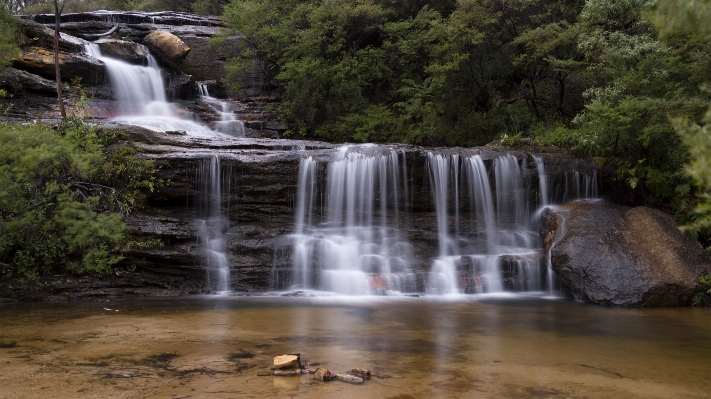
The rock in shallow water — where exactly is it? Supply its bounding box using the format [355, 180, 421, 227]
[541, 200, 711, 306]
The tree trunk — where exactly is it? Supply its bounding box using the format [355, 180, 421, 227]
[53, 0, 66, 120]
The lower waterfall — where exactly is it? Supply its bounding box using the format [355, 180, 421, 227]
[275, 145, 598, 296]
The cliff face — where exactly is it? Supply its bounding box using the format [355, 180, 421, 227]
[2, 12, 282, 136]
[107, 127, 598, 294]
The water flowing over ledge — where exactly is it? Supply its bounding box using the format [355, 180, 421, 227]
[270, 144, 598, 297]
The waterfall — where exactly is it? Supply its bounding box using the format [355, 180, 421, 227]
[197, 83, 246, 137]
[286, 148, 599, 296]
[74, 35, 218, 136]
[196, 155, 231, 292]
[287, 145, 415, 295]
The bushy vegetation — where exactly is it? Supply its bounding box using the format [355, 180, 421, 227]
[218, 0, 711, 242]
[0, 120, 159, 280]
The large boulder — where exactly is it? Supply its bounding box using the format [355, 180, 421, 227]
[541, 200, 711, 306]
[13, 46, 105, 85]
[143, 30, 190, 63]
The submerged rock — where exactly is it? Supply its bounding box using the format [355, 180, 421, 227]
[541, 200, 711, 306]
[314, 368, 331, 382]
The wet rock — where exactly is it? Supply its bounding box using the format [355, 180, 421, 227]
[540, 207, 559, 254]
[351, 368, 371, 379]
[314, 368, 331, 382]
[56, 21, 116, 41]
[541, 200, 711, 306]
[273, 354, 300, 370]
[332, 373, 364, 384]
[13, 46, 106, 85]
[96, 38, 149, 64]
[144, 30, 190, 63]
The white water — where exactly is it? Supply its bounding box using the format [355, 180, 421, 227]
[286, 148, 598, 296]
[74, 36, 218, 137]
[197, 83, 246, 137]
[196, 155, 231, 292]
[287, 145, 415, 295]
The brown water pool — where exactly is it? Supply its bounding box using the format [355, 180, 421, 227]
[1, 294, 709, 398]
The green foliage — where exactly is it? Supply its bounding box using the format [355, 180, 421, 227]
[0, 6, 18, 69]
[219, 0, 586, 145]
[530, 0, 709, 218]
[693, 274, 711, 305]
[0, 121, 159, 280]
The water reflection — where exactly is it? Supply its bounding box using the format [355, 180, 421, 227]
[0, 296, 709, 398]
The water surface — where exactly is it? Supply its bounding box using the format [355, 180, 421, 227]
[1, 295, 709, 398]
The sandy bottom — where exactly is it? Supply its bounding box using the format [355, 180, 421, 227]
[0, 295, 710, 399]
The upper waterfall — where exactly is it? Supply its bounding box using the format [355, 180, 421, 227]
[67, 33, 219, 137]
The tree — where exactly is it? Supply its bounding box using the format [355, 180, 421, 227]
[0, 6, 18, 69]
[651, 0, 711, 243]
[53, 0, 67, 120]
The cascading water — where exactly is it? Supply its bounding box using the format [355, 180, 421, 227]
[285, 147, 598, 296]
[76, 36, 218, 136]
[284, 145, 416, 295]
[197, 83, 246, 137]
[195, 155, 231, 292]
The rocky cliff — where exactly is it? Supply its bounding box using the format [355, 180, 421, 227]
[1, 12, 282, 137]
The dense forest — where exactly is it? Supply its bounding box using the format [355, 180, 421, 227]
[219, 0, 711, 252]
[0, 0, 710, 293]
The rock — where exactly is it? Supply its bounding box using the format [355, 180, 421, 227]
[96, 38, 149, 64]
[143, 30, 190, 62]
[314, 368, 331, 382]
[13, 46, 106, 85]
[176, 34, 228, 83]
[541, 200, 711, 306]
[351, 368, 371, 379]
[332, 373, 364, 384]
[273, 354, 300, 370]
[0, 68, 57, 95]
[18, 20, 81, 53]
[540, 207, 559, 254]
[56, 21, 117, 41]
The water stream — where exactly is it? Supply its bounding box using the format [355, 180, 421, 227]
[282, 146, 598, 296]
[77, 36, 218, 137]
[197, 82, 246, 137]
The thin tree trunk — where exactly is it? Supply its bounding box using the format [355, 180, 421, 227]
[53, 0, 66, 120]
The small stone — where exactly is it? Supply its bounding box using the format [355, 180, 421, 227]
[273, 353, 300, 370]
[314, 368, 331, 382]
[351, 368, 371, 379]
[257, 372, 270, 376]
[332, 373, 364, 384]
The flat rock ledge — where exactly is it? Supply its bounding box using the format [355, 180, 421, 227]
[541, 200, 711, 307]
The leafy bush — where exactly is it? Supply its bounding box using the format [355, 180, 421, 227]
[0, 120, 158, 280]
